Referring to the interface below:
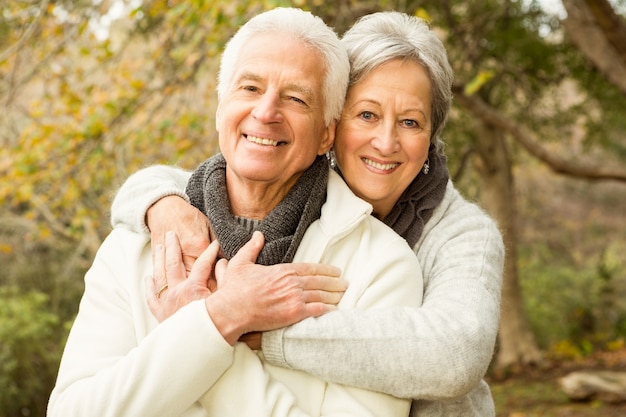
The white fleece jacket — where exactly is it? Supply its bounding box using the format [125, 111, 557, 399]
[108, 164, 505, 417]
[48, 169, 423, 417]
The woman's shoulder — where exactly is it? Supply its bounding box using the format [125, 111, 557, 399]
[422, 181, 502, 241]
[417, 181, 505, 288]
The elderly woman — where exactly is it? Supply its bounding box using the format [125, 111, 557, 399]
[48, 8, 425, 417]
[111, 11, 504, 417]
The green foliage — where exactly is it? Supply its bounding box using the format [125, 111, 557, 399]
[0, 287, 68, 417]
[519, 240, 626, 358]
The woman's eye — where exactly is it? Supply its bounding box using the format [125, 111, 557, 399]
[243, 85, 258, 92]
[289, 96, 306, 105]
[402, 119, 419, 128]
[359, 111, 375, 121]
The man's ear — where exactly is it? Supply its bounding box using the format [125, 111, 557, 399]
[215, 103, 222, 131]
[317, 120, 336, 155]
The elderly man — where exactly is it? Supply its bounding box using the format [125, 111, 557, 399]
[48, 7, 423, 417]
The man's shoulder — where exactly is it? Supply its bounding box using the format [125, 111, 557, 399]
[96, 228, 151, 261]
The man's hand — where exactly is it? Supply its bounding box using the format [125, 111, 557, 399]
[147, 195, 210, 273]
[147, 231, 220, 322]
[207, 231, 347, 345]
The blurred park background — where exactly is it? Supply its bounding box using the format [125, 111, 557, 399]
[1, 0, 626, 416]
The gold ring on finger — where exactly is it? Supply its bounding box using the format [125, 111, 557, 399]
[156, 284, 169, 299]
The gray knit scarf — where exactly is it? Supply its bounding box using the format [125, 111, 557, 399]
[380, 144, 449, 248]
[185, 154, 328, 265]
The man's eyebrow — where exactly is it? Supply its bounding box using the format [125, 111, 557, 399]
[235, 71, 261, 83]
[285, 83, 314, 102]
[234, 72, 315, 101]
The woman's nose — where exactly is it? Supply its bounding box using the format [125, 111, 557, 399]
[371, 123, 400, 155]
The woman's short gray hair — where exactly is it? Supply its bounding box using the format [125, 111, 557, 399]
[342, 12, 454, 146]
[217, 7, 350, 126]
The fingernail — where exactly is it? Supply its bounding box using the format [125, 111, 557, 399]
[166, 230, 174, 242]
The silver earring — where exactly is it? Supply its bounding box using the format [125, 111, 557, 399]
[422, 158, 430, 175]
[326, 149, 337, 169]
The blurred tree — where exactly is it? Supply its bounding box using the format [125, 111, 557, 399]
[439, 0, 626, 372]
[1, 4, 626, 413]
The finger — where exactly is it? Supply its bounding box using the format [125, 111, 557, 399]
[153, 241, 167, 291]
[165, 231, 187, 286]
[182, 254, 198, 274]
[150, 231, 166, 265]
[299, 275, 348, 292]
[214, 258, 229, 288]
[302, 289, 344, 305]
[303, 302, 338, 318]
[292, 262, 341, 278]
[188, 240, 221, 285]
[145, 274, 159, 311]
[228, 231, 265, 267]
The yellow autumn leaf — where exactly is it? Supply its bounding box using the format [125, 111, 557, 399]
[39, 226, 52, 240]
[464, 70, 496, 96]
[414, 8, 432, 23]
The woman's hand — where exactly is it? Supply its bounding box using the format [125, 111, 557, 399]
[239, 332, 262, 350]
[147, 196, 211, 273]
[146, 231, 220, 322]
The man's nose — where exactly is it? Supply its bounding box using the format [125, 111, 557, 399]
[251, 92, 283, 123]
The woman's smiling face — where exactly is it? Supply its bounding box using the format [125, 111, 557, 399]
[334, 59, 433, 219]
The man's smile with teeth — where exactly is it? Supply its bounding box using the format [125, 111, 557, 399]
[246, 135, 281, 146]
[362, 157, 399, 171]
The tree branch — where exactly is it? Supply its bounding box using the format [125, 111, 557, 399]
[583, 0, 626, 64]
[453, 90, 626, 182]
[561, 0, 626, 95]
[0, 0, 50, 64]
[451, 148, 477, 183]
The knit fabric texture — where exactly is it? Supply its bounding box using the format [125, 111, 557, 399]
[185, 154, 328, 265]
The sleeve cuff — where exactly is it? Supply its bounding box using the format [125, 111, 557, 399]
[261, 327, 290, 368]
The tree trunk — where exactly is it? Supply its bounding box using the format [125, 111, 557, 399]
[472, 123, 544, 374]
